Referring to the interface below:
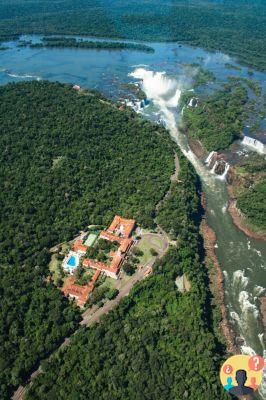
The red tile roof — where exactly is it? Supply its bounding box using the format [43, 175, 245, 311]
[73, 240, 88, 254]
[107, 215, 135, 238]
[83, 216, 135, 278]
[119, 238, 132, 253]
[62, 277, 94, 307]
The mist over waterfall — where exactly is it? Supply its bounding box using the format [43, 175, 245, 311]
[129, 69, 182, 108]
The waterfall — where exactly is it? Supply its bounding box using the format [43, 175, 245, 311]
[205, 151, 217, 167]
[218, 163, 230, 181]
[242, 136, 266, 154]
[211, 160, 219, 174]
[129, 69, 181, 108]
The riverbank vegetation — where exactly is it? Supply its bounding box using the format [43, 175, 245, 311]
[30, 37, 154, 52]
[0, 1, 265, 70]
[25, 153, 227, 400]
[0, 81, 174, 399]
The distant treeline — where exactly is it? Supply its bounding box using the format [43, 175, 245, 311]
[30, 37, 155, 52]
[0, 0, 265, 70]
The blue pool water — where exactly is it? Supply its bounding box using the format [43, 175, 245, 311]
[67, 256, 76, 267]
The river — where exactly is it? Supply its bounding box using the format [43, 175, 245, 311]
[1, 34, 265, 395]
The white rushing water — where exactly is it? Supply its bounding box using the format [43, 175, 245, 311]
[129, 68, 265, 378]
[242, 136, 266, 154]
[205, 151, 217, 167]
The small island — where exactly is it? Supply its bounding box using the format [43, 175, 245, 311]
[30, 36, 155, 53]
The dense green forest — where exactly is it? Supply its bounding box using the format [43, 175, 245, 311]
[181, 78, 262, 151]
[25, 153, 227, 400]
[0, 0, 265, 70]
[232, 155, 266, 231]
[0, 81, 175, 399]
[30, 36, 154, 52]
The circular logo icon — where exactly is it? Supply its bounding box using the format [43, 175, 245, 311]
[220, 355, 264, 398]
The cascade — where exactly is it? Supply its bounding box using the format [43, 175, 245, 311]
[242, 136, 266, 154]
[211, 160, 219, 174]
[205, 151, 217, 167]
[218, 163, 230, 181]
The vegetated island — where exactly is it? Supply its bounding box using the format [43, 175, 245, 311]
[227, 154, 266, 240]
[30, 36, 155, 52]
[0, 81, 227, 400]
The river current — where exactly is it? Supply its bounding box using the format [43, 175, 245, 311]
[1, 34, 265, 390]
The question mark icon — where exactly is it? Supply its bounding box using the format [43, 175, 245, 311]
[248, 355, 264, 371]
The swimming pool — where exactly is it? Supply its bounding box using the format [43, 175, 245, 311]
[63, 252, 80, 274]
[67, 255, 77, 267]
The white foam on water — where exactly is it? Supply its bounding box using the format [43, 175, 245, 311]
[230, 311, 241, 323]
[241, 344, 256, 356]
[223, 270, 228, 280]
[233, 270, 249, 288]
[131, 64, 149, 68]
[239, 290, 259, 318]
[6, 71, 42, 81]
[258, 334, 265, 350]
[254, 249, 262, 257]
[222, 203, 227, 213]
[254, 285, 265, 296]
[247, 240, 251, 250]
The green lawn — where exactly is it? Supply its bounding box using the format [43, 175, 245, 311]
[136, 234, 166, 265]
[49, 254, 62, 282]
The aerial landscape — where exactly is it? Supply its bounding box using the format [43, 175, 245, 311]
[0, 1, 265, 399]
